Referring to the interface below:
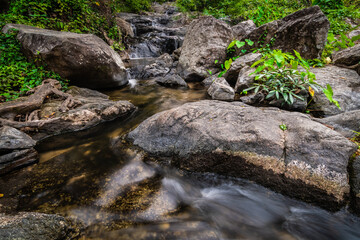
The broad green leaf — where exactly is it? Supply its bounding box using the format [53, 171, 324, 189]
[224, 58, 233, 70]
[236, 41, 246, 49]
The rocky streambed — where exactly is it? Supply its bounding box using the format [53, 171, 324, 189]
[1, 3, 360, 239]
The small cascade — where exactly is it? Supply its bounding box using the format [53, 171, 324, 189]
[118, 7, 187, 59]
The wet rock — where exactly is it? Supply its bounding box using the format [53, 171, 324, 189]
[31, 88, 136, 140]
[2, 24, 128, 89]
[242, 6, 329, 59]
[140, 54, 173, 79]
[0, 126, 36, 151]
[234, 66, 255, 93]
[177, 16, 233, 81]
[316, 110, 360, 138]
[333, 44, 360, 75]
[0, 127, 38, 175]
[119, 12, 186, 58]
[207, 78, 235, 101]
[0, 80, 136, 141]
[0, 212, 72, 240]
[127, 100, 357, 209]
[116, 17, 135, 37]
[223, 53, 261, 85]
[232, 20, 257, 39]
[309, 66, 360, 116]
[352, 156, 360, 215]
[156, 74, 188, 88]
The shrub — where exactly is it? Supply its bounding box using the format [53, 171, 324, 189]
[0, 30, 68, 101]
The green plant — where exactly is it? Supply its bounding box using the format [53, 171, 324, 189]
[0, 30, 68, 101]
[279, 123, 287, 131]
[243, 49, 340, 108]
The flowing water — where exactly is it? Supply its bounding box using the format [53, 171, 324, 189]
[1, 80, 360, 240]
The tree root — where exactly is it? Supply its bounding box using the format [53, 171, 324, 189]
[0, 79, 81, 129]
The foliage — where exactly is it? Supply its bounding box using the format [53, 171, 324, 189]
[279, 123, 287, 131]
[242, 49, 339, 108]
[322, 32, 360, 59]
[0, 30, 68, 101]
[176, 0, 359, 35]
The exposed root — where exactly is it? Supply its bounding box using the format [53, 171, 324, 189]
[0, 79, 81, 129]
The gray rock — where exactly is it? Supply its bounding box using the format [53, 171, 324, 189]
[310, 66, 360, 116]
[242, 6, 330, 59]
[2, 24, 128, 89]
[239, 92, 265, 105]
[333, 43, 360, 75]
[349, 30, 360, 40]
[0, 126, 36, 151]
[223, 53, 262, 85]
[352, 156, 360, 214]
[207, 78, 235, 101]
[232, 20, 257, 39]
[202, 75, 218, 87]
[234, 66, 255, 93]
[156, 74, 188, 88]
[33, 91, 136, 140]
[0, 212, 72, 240]
[127, 100, 357, 208]
[116, 17, 135, 37]
[0, 126, 38, 174]
[140, 53, 173, 79]
[177, 16, 233, 81]
[0, 149, 38, 175]
[316, 110, 360, 138]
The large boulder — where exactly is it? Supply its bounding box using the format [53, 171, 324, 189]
[333, 44, 360, 75]
[177, 16, 233, 81]
[310, 66, 360, 116]
[127, 100, 357, 210]
[0, 126, 38, 175]
[0, 212, 73, 240]
[242, 6, 329, 59]
[2, 24, 128, 89]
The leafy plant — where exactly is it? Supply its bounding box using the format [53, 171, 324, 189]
[242, 49, 340, 108]
[279, 123, 287, 131]
[0, 30, 68, 101]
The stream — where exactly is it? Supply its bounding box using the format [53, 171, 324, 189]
[1, 81, 360, 239]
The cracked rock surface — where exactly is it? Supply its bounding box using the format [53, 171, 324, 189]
[127, 100, 357, 209]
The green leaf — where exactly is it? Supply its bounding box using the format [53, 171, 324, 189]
[236, 41, 246, 49]
[224, 58, 233, 70]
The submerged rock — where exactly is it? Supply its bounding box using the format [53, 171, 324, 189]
[242, 6, 330, 59]
[0, 126, 38, 175]
[127, 100, 357, 210]
[2, 24, 128, 89]
[0, 212, 73, 240]
[207, 78, 235, 101]
[177, 16, 233, 81]
[310, 66, 360, 116]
